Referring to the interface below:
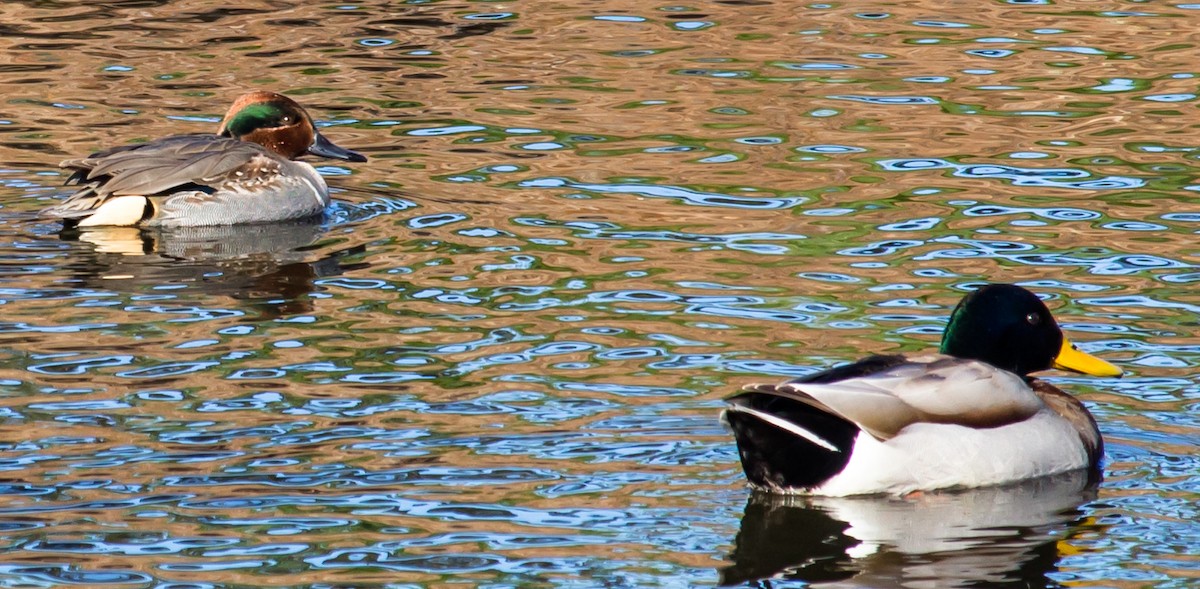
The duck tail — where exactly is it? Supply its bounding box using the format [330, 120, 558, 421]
[722, 386, 859, 492]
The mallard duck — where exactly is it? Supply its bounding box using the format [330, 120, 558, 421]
[40, 91, 366, 228]
[722, 283, 1122, 496]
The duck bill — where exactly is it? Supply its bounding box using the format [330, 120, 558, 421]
[1053, 338, 1122, 377]
[308, 131, 367, 162]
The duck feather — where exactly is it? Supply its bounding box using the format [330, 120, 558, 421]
[741, 355, 1044, 441]
[44, 135, 277, 220]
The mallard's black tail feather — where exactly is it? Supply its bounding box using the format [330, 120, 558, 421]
[723, 355, 910, 491]
[724, 391, 858, 491]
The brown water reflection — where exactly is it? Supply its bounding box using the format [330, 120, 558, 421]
[0, 1, 1197, 587]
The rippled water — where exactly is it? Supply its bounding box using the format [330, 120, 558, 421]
[0, 1, 1197, 587]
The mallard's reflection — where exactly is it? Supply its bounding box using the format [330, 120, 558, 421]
[58, 220, 366, 317]
[721, 472, 1097, 588]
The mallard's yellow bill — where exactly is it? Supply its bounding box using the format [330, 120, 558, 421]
[1053, 338, 1122, 377]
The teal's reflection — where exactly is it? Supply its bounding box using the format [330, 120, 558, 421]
[57, 220, 365, 318]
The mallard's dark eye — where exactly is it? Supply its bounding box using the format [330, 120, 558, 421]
[281, 115, 292, 124]
[1026, 312, 1041, 326]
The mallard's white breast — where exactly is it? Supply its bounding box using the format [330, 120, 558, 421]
[814, 409, 1090, 497]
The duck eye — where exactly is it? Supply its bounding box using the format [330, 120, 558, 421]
[281, 116, 292, 123]
[1025, 312, 1041, 326]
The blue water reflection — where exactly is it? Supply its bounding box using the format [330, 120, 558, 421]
[517, 178, 806, 209]
[876, 158, 1145, 189]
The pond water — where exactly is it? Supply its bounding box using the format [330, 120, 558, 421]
[0, 1, 1197, 587]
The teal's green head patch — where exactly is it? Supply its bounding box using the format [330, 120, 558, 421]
[221, 103, 294, 138]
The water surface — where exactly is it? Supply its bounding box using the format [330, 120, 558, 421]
[0, 1, 1197, 587]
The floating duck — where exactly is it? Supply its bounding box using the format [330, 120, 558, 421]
[41, 91, 366, 227]
[723, 283, 1122, 496]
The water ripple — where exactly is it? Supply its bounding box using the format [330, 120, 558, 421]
[876, 158, 1145, 189]
[516, 177, 805, 209]
[0, 564, 152, 586]
[160, 467, 557, 489]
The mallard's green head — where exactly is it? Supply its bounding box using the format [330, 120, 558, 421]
[940, 283, 1121, 377]
[217, 91, 366, 163]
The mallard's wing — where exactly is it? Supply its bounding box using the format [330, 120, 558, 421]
[42, 134, 277, 221]
[739, 355, 1044, 441]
